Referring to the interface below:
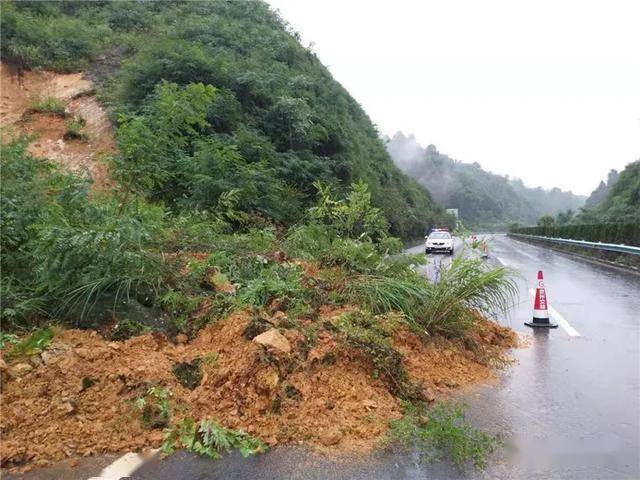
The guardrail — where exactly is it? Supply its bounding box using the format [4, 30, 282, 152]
[508, 233, 640, 255]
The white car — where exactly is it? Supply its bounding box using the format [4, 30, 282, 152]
[425, 231, 454, 255]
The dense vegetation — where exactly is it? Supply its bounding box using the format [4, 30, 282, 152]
[510, 223, 640, 247]
[583, 169, 619, 209]
[387, 132, 585, 229]
[576, 160, 640, 224]
[2, 138, 517, 333]
[1, 0, 452, 239]
[524, 160, 639, 232]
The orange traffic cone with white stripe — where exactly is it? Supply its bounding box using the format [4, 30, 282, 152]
[525, 270, 558, 328]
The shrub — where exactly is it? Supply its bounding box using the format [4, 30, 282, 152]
[419, 258, 518, 337]
[1, 139, 83, 324]
[134, 386, 172, 429]
[309, 181, 390, 243]
[29, 197, 167, 323]
[239, 263, 307, 309]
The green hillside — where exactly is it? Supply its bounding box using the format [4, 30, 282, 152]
[578, 160, 640, 223]
[1, 0, 450, 240]
[387, 132, 585, 228]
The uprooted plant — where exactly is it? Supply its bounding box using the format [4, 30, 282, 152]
[134, 386, 172, 429]
[336, 310, 421, 400]
[162, 417, 267, 459]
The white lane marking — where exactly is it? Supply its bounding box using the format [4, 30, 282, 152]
[528, 289, 581, 337]
[517, 248, 538, 261]
[496, 256, 508, 266]
[89, 450, 159, 480]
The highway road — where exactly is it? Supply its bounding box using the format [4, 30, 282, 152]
[10, 235, 639, 479]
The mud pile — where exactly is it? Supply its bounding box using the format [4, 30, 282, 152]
[0, 308, 518, 471]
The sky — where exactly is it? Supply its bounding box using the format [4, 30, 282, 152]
[267, 0, 640, 195]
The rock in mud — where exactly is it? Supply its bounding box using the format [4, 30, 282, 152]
[61, 400, 78, 415]
[253, 329, 291, 354]
[8, 363, 33, 378]
[255, 369, 279, 394]
[422, 387, 437, 402]
[318, 428, 343, 446]
[243, 316, 274, 340]
[40, 342, 70, 365]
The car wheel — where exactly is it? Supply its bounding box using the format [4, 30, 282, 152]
[425, 249, 430, 254]
[450, 248, 454, 255]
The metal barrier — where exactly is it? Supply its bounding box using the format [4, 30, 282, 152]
[508, 233, 640, 255]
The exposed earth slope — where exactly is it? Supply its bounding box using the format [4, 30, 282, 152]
[0, 62, 113, 189]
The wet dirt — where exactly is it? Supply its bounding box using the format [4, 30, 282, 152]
[0, 62, 114, 190]
[1, 309, 516, 472]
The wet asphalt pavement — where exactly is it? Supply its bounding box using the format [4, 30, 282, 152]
[128, 234, 640, 480]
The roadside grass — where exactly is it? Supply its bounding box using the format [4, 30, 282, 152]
[388, 401, 501, 470]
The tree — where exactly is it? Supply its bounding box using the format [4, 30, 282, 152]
[555, 209, 574, 225]
[537, 215, 556, 227]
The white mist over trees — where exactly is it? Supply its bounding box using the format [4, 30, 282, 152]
[386, 132, 586, 228]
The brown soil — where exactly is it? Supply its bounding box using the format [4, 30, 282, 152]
[0, 308, 517, 472]
[0, 62, 114, 190]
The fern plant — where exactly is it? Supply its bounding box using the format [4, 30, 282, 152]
[162, 418, 266, 459]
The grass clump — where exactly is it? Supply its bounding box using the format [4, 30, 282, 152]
[27, 96, 67, 116]
[162, 417, 267, 459]
[239, 263, 308, 310]
[389, 402, 501, 470]
[63, 116, 88, 140]
[4, 327, 54, 360]
[347, 275, 428, 320]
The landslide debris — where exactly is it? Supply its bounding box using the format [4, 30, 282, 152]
[0, 310, 516, 471]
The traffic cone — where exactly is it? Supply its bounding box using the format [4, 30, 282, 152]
[525, 270, 558, 328]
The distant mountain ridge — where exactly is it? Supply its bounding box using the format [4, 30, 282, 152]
[387, 132, 586, 228]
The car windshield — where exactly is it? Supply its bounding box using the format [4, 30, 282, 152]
[429, 232, 451, 239]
